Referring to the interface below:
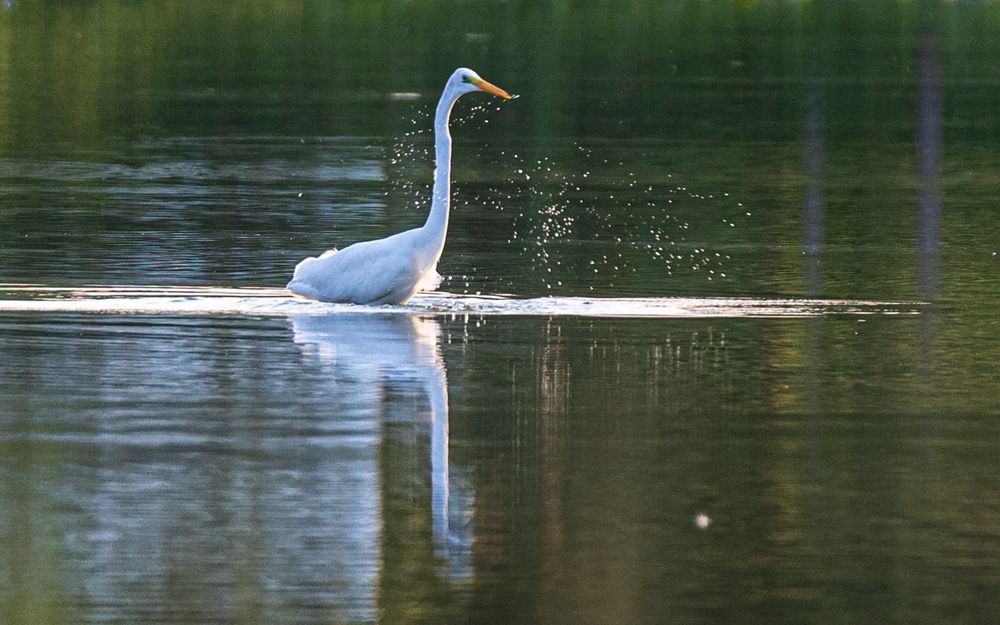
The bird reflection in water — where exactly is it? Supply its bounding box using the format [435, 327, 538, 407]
[290, 313, 473, 584]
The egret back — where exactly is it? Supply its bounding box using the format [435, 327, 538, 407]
[287, 227, 440, 304]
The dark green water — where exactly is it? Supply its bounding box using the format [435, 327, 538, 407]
[2, 2, 1000, 624]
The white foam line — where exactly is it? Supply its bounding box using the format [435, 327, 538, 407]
[0, 285, 922, 318]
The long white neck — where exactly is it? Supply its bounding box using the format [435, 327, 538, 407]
[422, 85, 461, 258]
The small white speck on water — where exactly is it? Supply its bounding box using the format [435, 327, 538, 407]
[694, 513, 711, 530]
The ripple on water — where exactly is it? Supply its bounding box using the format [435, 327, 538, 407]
[0, 285, 922, 318]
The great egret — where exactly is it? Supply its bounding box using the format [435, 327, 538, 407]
[287, 68, 512, 304]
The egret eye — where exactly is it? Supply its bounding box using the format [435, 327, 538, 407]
[462, 75, 473, 83]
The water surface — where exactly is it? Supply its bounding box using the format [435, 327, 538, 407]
[2, 2, 1000, 625]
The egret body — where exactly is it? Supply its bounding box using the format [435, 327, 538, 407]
[287, 68, 512, 304]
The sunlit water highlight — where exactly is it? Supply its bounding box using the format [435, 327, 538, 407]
[0, 284, 920, 318]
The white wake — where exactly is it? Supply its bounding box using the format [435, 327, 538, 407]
[0, 284, 921, 318]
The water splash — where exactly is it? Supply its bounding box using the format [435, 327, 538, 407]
[472, 142, 751, 294]
[385, 99, 751, 296]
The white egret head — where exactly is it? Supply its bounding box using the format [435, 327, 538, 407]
[449, 67, 512, 99]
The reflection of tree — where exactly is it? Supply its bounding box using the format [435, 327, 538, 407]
[450, 309, 1000, 624]
[3, 304, 1000, 623]
[916, 26, 942, 301]
[461, 320, 749, 623]
[803, 78, 825, 296]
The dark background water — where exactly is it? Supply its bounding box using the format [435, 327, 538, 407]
[1, 2, 1000, 624]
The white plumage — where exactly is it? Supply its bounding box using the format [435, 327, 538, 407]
[287, 68, 512, 304]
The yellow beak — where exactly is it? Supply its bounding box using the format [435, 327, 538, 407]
[472, 77, 512, 100]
